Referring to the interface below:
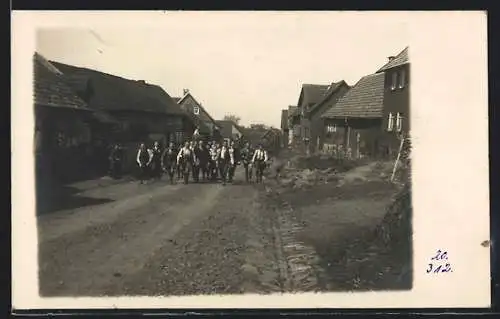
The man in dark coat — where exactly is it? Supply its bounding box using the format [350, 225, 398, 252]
[193, 140, 210, 182]
[108, 143, 124, 179]
[150, 141, 163, 181]
[136, 142, 151, 184]
[161, 142, 177, 184]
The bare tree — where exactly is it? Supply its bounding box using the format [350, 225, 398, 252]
[223, 114, 241, 124]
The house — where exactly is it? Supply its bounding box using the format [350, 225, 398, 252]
[321, 73, 386, 158]
[302, 81, 350, 154]
[173, 89, 222, 141]
[321, 46, 410, 159]
[260, 128, 283, 154]
[376, 46, 410, 154]
[50, 60, 193, 147]
[280, 109, 289, 147]
[215, 120, 245, 142]
[295, 84, 330, 152]
[50, 60, 195, 172]
[34, 53, 96, 182]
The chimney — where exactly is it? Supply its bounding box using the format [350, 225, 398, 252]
[388, 56, 396, 62]
[137, 80, 146, 84]
[183, 88, 189, 95]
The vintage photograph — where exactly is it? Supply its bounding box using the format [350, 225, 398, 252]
[33, 14, 413, 298]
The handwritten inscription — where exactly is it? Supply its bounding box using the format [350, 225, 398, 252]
[426, 250, 453, 274]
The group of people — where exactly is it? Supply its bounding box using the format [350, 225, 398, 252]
[130, 139, 269, 185]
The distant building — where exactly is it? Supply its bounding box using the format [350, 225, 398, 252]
[173, 89, 222, 141]
[215, 120, 245, 142]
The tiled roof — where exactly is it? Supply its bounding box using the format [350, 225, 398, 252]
[308, 81, 348, 115]
[322, 73, 385, 119]
[281, 109, 289, 130]
[50, 61, 185, 116]
[215, 120, 244, 139]
[300, 84, 330, 106]
[376, 47, 409, 73]
[34, 53, 89, 110]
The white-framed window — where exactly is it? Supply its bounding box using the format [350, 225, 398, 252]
[193, 106, 200, 115]
[387, 112, 394, 131]
[396, 112, 403, 132]
[398, 70, 406, 89]
[326, 124, 337, 133]
[391, 72, 398, 91]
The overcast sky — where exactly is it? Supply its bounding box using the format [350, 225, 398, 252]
[36, 12, 409, 127]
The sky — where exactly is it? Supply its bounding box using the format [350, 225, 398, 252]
[35, 12, 409, 128]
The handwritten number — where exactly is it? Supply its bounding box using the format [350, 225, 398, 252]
[441, 263, 452, 273]
[426, 264, 433, 273]
[431, 250, 448, 261]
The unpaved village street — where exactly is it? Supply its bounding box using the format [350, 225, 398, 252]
[38, 169, 275, 296]
[38, 159, 411, 297]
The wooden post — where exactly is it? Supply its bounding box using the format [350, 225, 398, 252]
[391, 135, 405, 182]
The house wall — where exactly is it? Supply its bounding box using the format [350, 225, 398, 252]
[323, 118, 387, 159]
[179, 94, 217, 134]
[309, 85, 350, 154]
[381, 63, 410, 156]
[35, 105, 96, 183]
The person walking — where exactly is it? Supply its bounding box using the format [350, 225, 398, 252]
[108, 143, 124, 179]
[177, 141, 195, 184]
[161, 142, 177, 184]
[241, 141, 255, 183]
[136, 142, 151, 184]
[208, 142, 219, 181]
[252, 144, 268, 183]
[150, 141, 163, 181]
[228, 140, 237, 183]
[219, 140, 234, 185]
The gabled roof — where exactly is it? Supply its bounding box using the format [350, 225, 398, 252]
[281, 109, 289, 130]
[215, 120, 244, 138]
[261, 128, 281, 140]
[288, 105, 299, 118]
[298, 84, 330, 107]
[322, 73, 385, 119]
[34, 53, 89, 110]
[50, 61, 185, 116]
[176, 91, 220, 129]
[308, 80, 349, 115]
[376, 46, 409, 73]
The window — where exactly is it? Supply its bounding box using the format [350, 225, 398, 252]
[398, 70, 406, 89]
[193, 106, 200, 115]
[387, 112, 394, 131]
[396, 113, 403, 132]
[391, 72, 398, 90]
[326, 124, 337, 133]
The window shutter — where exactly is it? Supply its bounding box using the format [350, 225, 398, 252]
[391, 72, 397, 90]
[387, 113, 394, 131]
[399, 70, 406, 88]
[396, 113, 403, 132]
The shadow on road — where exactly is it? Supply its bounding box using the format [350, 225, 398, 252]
[36, 182, 114, 216]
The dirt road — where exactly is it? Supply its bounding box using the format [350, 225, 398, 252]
[38, 168, 282, 296]
[38, 160, 409, 296]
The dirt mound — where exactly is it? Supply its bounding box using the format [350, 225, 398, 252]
[375, 183, 412, 247]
